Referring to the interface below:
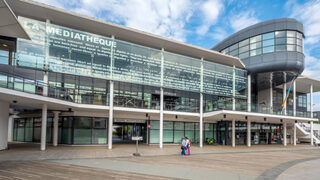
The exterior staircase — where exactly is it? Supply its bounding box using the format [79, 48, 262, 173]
[295, 123, 320, 145]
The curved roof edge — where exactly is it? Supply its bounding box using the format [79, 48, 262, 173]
[212, 18, 304, 51]
[7, 0, 245, 69]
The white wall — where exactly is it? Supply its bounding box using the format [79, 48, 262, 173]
[0, 101, 9, 150]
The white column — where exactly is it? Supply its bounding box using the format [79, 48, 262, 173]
[270, 73, 273, 114]
[160, 87, 164, 148]
[200, 93, 203, 147]
[7, 115, 14, 142]
[270, 87, 273, 114]
[160, 48, 164, 149]
[247, 74, 251, 112]
[53, 111, 59, 147]
[232, 65, 236, 111]
[283, 122, 287, 146]
[0, 101, 9, 150]
[43, 72, 48, 97]
[310, 84, 313, 118]
[247, 120, 251, 147]
[311, 121, 314, 145]
[108, 81, 114, 150]
[294, 123, 296, 146]
[43, 19, 50, 97]
[293, 80, 296, 117]
[41, 104, 47, 151]
[283, 83, 287, 115]
[232, 119, 235, 147]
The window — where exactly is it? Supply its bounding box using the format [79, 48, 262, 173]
[287, 37, 296, 44]
[275, 38, 286, 45]
[297, 46, 302, 52]
[263, 46, 274, 53]
[287, 31, 296, 37]
[250, 42, 261, 50]
[275, 31, 286, 38]
[239, 39, 249, 47]
[275, 45, 286, 51]
[287, 45, 296, 51]
[262, 32, 274, 40]
[296, 39, 302, 46]
[229, 49, 239, 57]
[239, 45, 249, 54]
[263, 39, 274, 47]
[250, 35, 261, 43]
[0, 50, 9, 65]
[229, 43, 238, 51]
[250, 49, 262, 56]
[239, 52, 249, 59]
[296, 32, 303, 39]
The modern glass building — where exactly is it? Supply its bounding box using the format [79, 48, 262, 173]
[0, 0, 319, 151]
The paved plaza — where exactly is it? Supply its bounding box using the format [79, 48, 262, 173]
[0, 143, 320, 179]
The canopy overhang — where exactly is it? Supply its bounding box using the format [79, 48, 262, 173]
[0, 0, 30, 40]
[276, 75, 320, 94]
[204, 110, 317, 124]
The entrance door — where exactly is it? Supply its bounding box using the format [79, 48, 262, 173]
[113, 123, 146, 143]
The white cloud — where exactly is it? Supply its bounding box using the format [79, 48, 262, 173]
[287, 0, 320, 44]
[196, 0, 224, 35]
[35, 0, 196, 42]
[302, 54, 320, 79]
[210, 27, 228, 41]
[229, 10, 259, 32]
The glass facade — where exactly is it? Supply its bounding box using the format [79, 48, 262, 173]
[149, 120, 216, 144]
[13, 116, 108, 145]
[221, 30, 304, 59]
[15, 16, 247, 102]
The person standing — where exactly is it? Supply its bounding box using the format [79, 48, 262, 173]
[180, 136, 186, 156]
[186, 137, 191, 155]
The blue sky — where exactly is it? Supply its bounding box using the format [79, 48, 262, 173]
[35, 0, 320, 77]
[32, 0, 320, 110]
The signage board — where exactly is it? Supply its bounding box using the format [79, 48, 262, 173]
[132, 136, 143, 141]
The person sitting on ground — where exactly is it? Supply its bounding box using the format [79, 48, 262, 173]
[180, 136, 187, 156]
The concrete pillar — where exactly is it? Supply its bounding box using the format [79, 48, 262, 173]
[7, 115, 14, 142]
[310, 84, 313, 118]
[41, 104, 47, 151]
[283, 83, 287, 115]
[43, 72, 48, 97]
[232, 119, 235, 147]
[311, 121, 314, 146]
[247, 120, 251, 147]
[108, 81, 114, 150]
[53, 111, 60, 147]
[293, 80, 296, 117]
[283, 122, 287, 146]
[0, 101, 9, 150]
[160, 87, 164, 148]
[247, 74, 251, 112]
[294, 123, 296, 146]
[200, 93, 203, 147]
